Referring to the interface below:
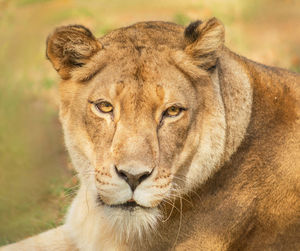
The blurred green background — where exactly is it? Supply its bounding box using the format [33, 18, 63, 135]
[0, 0, 299, 245]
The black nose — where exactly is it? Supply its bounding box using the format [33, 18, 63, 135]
[115, 166, 152, 191]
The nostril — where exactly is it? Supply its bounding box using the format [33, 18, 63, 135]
[138, 171, 151, 183]
[115, 166, 128, 181]
[119, 170, 128, 181]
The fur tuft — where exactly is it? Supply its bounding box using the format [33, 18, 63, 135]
[184, 20, 203, 43]
[102, 207, 161, 244]
[184, 17, 225, 70]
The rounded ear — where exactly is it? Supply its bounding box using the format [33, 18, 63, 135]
[46, 25, 101, 80]
[184, 17, 225, 70]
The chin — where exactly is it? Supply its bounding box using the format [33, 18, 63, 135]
[100, 201, 161, 243]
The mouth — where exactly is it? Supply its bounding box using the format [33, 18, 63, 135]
[97, 195, 150, 211]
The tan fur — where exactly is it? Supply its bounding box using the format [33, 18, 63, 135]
[2, 18, 299, 251]
[1, 226, 76, 251]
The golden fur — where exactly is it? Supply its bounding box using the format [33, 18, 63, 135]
[1, 18, 299, 251]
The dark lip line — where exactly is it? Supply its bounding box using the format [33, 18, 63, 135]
[97, 195, 150, 211]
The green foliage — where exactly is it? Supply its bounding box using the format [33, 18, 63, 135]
[173, 13, 191, 25]
[290, 65, 300, 73]
[18, 0, 52, 6]
[50, 7, 94, 23]
[42, 77, 55, 89]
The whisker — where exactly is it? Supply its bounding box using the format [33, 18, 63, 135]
[172, 197, 183, 249]
[160, 198, 181, 215]
[173, 175, 203, 202]
[171, 192, 194, 207]
[161, 198, 176, 223]
[85, 184, 90, 214]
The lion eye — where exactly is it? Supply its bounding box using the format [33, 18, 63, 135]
[164, 106, 182, 117]
[96, 101, 113, 113]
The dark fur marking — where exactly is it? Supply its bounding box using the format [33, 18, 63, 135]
[135, 45, 146, 54]
[184, 20, 203, 43]
[69, 24, 94, 38]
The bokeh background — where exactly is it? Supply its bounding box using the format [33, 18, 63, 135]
[0, 0, 299, 245]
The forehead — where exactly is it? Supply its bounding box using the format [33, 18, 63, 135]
[88, 53, 193, 105]
[81, 22, 196, 103]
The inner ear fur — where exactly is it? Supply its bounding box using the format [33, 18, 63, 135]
[46, 25, 101, 80]
[184, 17, 225, 70]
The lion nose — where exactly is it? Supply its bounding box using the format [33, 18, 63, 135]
[114, 166, 152, 191]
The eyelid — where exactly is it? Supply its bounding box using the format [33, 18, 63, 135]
[159, 105, 187, 125]
[165, 102, 187, 109]
[89, 99, 114, 117]
[88, 99, 113, 108]
[88, 99, 105, 104]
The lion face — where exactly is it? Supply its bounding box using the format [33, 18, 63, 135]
[47, 19, 226, 237]
[63, 51, 202, 207]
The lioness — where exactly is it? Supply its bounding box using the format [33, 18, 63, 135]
[1, 17, 299, 251]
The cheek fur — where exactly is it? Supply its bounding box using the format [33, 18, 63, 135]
[85, 110, 116, 154]
[158, 116, 190, 166]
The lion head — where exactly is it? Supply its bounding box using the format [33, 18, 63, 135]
[46, 18, 229, 243]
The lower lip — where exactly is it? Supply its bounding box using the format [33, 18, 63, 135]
[97, 195, 144, 210]
[118, 201, 140, 210]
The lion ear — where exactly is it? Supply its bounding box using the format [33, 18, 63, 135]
[46, 25, 101, 80]
[184, 18, 225, 70]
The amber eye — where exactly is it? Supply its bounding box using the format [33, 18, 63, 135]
[96, 101, 113, 113]
[164, 106, 182, 117]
